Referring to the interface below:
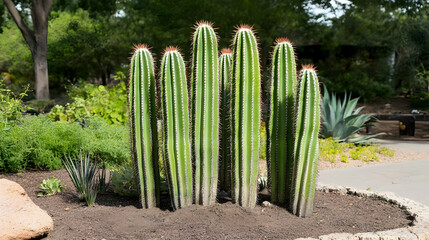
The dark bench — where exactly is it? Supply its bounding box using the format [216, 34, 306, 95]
[372, 114, 429, 136]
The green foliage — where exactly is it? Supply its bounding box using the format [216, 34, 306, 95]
[410, 92, 429, 110]
[128, 46, 160, 209]
[37, 177, 66, 197]
[63, 152, 106, 206]
[111, 165, 138, 197]
[191, 23, 219, 206]
[0, 116, 130, 172]
[160, 48, 193, 210]
[0, 78, 29, 130]
[319, 138, 394, 163]
[231, 26, 261, 208]
[24, 99, 54, 113]
[321, 86, 382, 144]
[47, 82, 127, 124]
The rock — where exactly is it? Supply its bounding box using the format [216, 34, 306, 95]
[261, 201, 271, 207]
[0, 179, 53, 240]
[319, 233, 357, 240]
[354, 232, 380, 240]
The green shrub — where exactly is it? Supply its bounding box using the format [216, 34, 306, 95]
[111, 165, 139, 197]
[0, 115, 130, 172]
[0, 78, 29, 130]
[24, 99, 54, 113]
[47, 82, 127, 124]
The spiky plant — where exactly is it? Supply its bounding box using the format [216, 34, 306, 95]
[291, 65, 321, 217]
[128, 45, 160, 209]
[191, 21, 220, 205]
[219, 48, 233, 192]
[268, 38, 297, 206]
[231, 25, 261, 208]
[160, 47, 193, 210]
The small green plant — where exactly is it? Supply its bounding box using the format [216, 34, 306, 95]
[111, 165, 138, 197]
[0, 78, 29, 130]
[63, 152, 108, 206]
[258, 176, 268, 190]
[37, 177, 65, 197]
[321, 85, 382, 144]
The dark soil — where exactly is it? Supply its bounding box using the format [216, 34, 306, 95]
[0, 169, 411, 240]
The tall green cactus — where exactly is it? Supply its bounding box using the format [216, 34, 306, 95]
[291, 65, 321, 217]
[268, 38, 297, 206]
[128, 44, 160, 209]
[231, 26, 261, 208]
[191, 22, 220, 205]
[160, 47, 193, 210]
[219, 48, 233, 192]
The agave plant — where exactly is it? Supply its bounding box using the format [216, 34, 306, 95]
[63, 152, 107, 206]
[321, 86, 382, 144]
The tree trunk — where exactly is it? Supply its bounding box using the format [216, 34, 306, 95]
[3, 0, 52, 100]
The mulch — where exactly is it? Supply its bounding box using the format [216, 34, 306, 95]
[0, 169, 411, 240]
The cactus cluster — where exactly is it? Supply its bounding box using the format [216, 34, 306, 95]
[128, 21, 320, 217]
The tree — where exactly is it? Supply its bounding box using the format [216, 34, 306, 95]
[3, 0, 52, 99]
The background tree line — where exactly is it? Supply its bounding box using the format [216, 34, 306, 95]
[0, 0, 428, 101]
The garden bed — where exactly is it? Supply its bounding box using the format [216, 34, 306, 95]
[0, 169, 412, 239]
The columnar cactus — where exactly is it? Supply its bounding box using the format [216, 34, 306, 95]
[219, 48, 233, 192]
[191, 22, 220, 205]
[268, 39, 297, 206]
[291, 65, 321, 217]
[231, 26, 261, 208]
[160, 47, 193, 210]
[128, 45, 160, 209]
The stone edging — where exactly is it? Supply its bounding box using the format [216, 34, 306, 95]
[295, 184, 429, 240]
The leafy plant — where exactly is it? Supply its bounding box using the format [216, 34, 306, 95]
[258, 177, 268, 191]
[47, 82, 127, 124]
[38, 177, 65, 197]
[0, 78, 29, 130]
[63, 152, 108, 206]
[321, 85, 382, 143]
[111, 165, 138, 197]
[0, 116, 130, 172]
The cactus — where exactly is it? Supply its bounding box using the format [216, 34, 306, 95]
[160, 47, 193, 210]
[268, 39, 297, 206]
[128, 44, 160, 208]
[291, 65, 321, 217]
[191, 22, 220, 205]
[231, 26, 261, 208]
[219, 48, 233, 192]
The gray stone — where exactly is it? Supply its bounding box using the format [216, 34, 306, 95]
[354, 232, 380, 240]
[376, 228, 418, 240]
[408, 227, 429, 240]
[0, 179, 53, 240]
[319, 233, 357, 240]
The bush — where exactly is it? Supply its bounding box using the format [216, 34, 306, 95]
[47, 82, 127, 124]
[0, 78, 29, 130]
[0, 115, 130, 172]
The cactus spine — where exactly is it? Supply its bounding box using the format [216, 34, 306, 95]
[129, 45, 160, 208]
[160, 47, 193, 210]
[219, 49, 233, 192]
[191, 22, 220, 205]
[231, 26, 261, 208]
[268, 39, 297, 206]
[291, 65, 320, 217]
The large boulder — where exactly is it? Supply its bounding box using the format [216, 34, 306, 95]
[0, 179, 53, 240]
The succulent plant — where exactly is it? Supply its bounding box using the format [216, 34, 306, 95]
[231, 26, 261, 208]
[160, 47, 193, 210]
[291, 65, 321, 217]
[219, 48, 233, 192]
[191, 22, 220, 206]
[268, 38, 297, 206]
[128, 45, 160, 208]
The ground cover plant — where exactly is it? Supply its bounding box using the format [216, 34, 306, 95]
[37, 176, 65, 197]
